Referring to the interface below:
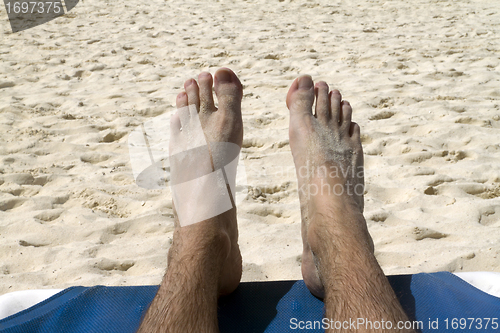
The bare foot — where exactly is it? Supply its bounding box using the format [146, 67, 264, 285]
[169, 68, 243, 296]
[137, 69, 244, 333]
[286, 75, 372, 298]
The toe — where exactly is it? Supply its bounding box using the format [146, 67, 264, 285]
[176, 91, 188, 109]
[213, 68, 243, 115]
[176, 92, 190, 129]
[170, 112, 182, 137]
[169, 112, 182, 158]
[339, 100, 352, 135]
[350, 121, 364, 157]
[198, 72, 217, 113]
[350, 121, 361, 140]
[184, 79, 200, 112]
[286, 75, 315, 116]
[329, 89, 342, 124]
[314, 81, 330, 122]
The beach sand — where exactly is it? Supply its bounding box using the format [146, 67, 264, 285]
[0, 0, 499, 296]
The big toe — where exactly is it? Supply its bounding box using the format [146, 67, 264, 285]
[286, 75, 315, 116]
[213, 68, 243, 115]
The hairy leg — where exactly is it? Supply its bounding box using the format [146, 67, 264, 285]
[287, 75, 415, 333]
[138, 68, 243, 333]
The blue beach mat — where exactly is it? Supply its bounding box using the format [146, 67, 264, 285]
[1, 272, 500, 332]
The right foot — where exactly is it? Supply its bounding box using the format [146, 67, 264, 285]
[137, 69, 243, 333]
[286, 76, 372, 298]
[169, 68, 243, 296]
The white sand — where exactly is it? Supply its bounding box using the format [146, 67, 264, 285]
[0, 0, 499, 295]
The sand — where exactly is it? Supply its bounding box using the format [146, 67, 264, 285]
[0, 0, 499, 296]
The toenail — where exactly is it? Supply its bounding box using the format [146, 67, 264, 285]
[177, 92, 187, 100]
[216, 69, 233, 83]
[199, 72, 211, 79]
[298, 76, 313, 89]
[185, 79, 195, 87]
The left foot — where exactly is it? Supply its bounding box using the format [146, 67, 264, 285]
[168, 68, 243, 295]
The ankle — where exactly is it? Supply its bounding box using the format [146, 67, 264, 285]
[308, 207, 369, 246]
[306, 210, 376, 281]
[171, 225, 231, 263]
[315, 241, 381, 297]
